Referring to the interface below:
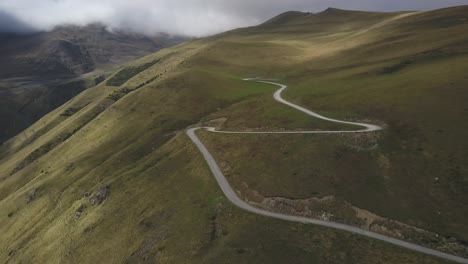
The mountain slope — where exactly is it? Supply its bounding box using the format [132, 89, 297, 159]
[0, 77, 90, 144]
[0, 24, 184, 78]
[0, 6, 467, 263]
[0, 25, 186, 143]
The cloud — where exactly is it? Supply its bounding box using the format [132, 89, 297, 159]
[0, 9, 34, 33]
[0, 0, 467, 36]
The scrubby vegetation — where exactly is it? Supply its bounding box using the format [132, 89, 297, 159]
[106, 59, 161, 86]
[60, 106, 84, 117]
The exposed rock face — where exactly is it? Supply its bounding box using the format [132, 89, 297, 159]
[90, 185, 111, 206]
[254, 195, 468, 258]
[25, 188, 38, 204]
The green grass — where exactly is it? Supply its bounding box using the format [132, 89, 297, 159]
[0, 132, 449, 263]
[1, 5, 468, 263]
[198, 48, 468, 247]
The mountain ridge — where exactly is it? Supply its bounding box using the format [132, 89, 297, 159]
[0, 5, 467, 263]
[0, 24, 185, 78]
[0, 24, 186, 143]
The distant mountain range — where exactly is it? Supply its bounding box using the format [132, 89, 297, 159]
[0, 24, 186, 142]
[0, 24, 185, 78]
[1, 5, 467, 263]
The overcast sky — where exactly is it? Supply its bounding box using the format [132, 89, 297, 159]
[1, 0, 467, 36]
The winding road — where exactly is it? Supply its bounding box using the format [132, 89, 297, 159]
[187, 78, 468, 264]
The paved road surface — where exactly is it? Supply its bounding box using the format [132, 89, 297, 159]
[187, 79, 468, 264]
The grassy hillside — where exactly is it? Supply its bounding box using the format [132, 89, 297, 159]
[0, 5, 467, 263]
[0, 25, 186, 143]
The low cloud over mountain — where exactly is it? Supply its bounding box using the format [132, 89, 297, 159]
[0, 9, 33, 33]
[1, 0, 468, 36]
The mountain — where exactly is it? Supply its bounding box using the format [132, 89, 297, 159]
[0, 24, 184, 78]
[0, 24, 186, 143]
[0, 9, 34, 34]
[1, 5, 467, 263]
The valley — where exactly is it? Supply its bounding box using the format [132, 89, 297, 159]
[0, 5, 467, 264]
[0, 24, 185, 143]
